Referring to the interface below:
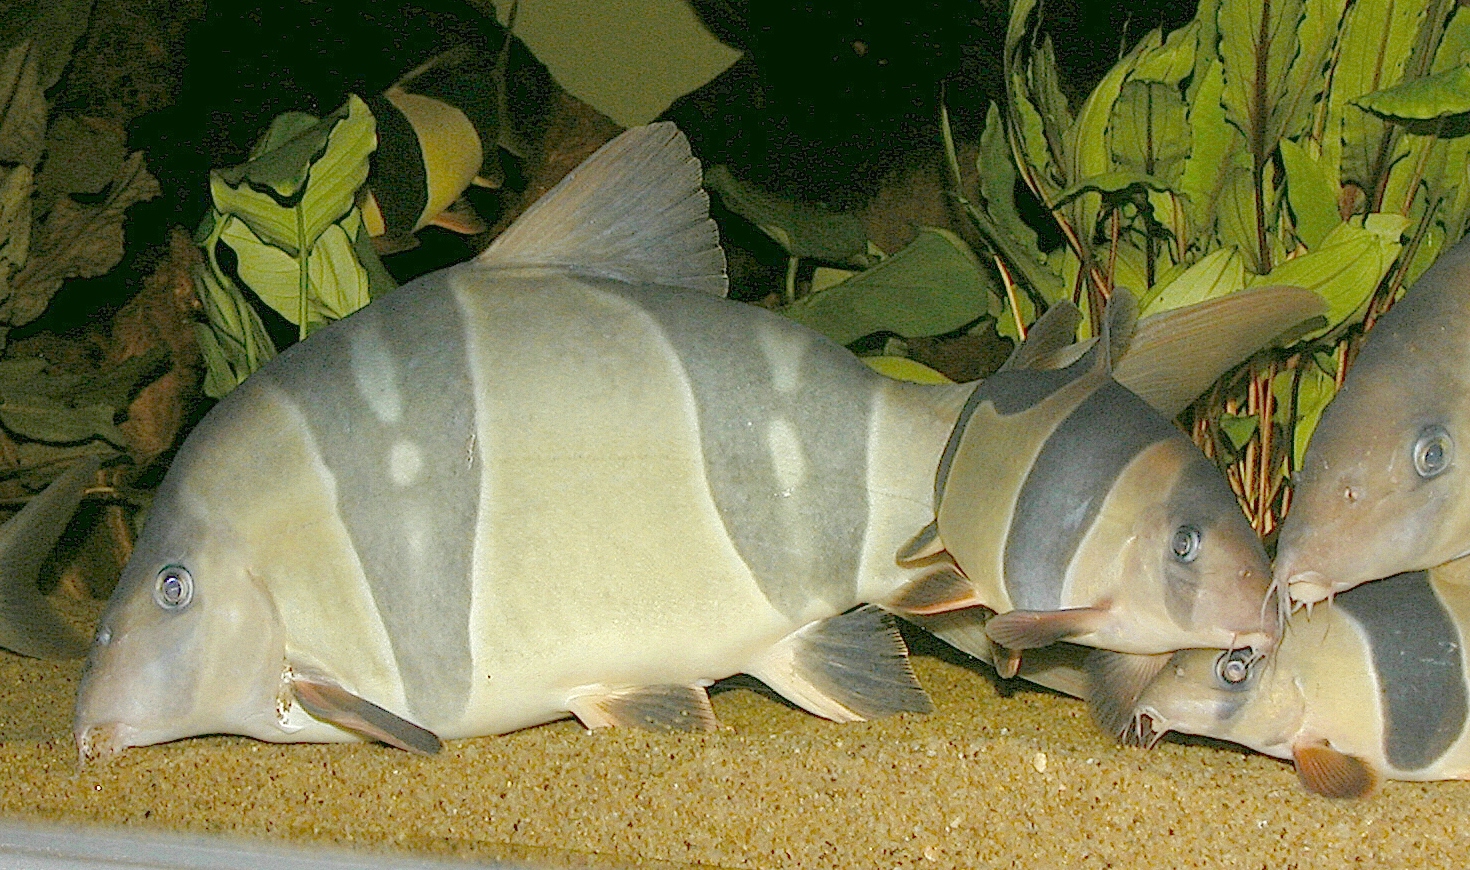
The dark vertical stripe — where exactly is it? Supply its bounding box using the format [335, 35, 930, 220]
[1335, 571, 1466, 771]
[1003, 380, 1178, 610]
[621, 284, 873, 617]
[363, 94, 430, 236]
[935, 352, 1093, 508]
[261, 282, 478, 721]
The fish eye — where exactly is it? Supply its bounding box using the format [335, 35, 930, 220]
[153, 565, 194, 611]
[1215, 648, 1255, 685]
[1170, 525, 1202, 564]
[1413, 426, 1453, 479]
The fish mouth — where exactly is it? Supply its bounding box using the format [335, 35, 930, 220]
[1282, 570, 1333, 607]
[1123, 708, 1169, 750]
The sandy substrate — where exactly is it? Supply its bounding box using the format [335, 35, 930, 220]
[2, 595, 1466, 870]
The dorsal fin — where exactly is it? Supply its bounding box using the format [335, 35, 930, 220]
[1113, 285, 1326, 417]
[477, 122, 728, 295]
[1102, 289, 1139, 367]
[1000, 301, 1083, 372]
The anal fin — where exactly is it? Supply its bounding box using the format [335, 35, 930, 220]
[749, 605, 932, 722]
[567, 684, 717, 733]
[1292, 741, 1379, 798]
[290, 671, 443, 755]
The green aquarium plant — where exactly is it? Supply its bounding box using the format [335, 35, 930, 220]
[975, 0, 1470, 536]
[193, 94, 396, 398]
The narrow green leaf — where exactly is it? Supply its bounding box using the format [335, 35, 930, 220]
[776, 228, 992, 345]
[1279, 138, 1341, 248]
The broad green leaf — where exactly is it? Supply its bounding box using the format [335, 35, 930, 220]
[861, 356, 953, 384]
[1141, 247, 1249, 313]
[1251, 215, 1409, 335]
[777, 228, 992, 345]
[1067, 29, 1164, 236]
[1133, 21, 1199, 84]
[1218, 0, 1306, 163]
[0, 350, 164, 447]
[219, 216, 371, 332]
[1333, 0, 1428, 191]
[0, 0, 92, 94]
[1008, 85, 1058, 193]
[975, 103, 1062, 304]
[0, 165, 31, 282]
[190, 245, 277, 399]
[1108, 80, 1191, 184]
[1279, 138, 1341, 248]
[1214, 163, 1267, 271]
[211, 95, 376, 255]
[1053, 172, 1179, 208]
[1355, 64, 1470, 120]
[1280, 0, 1347, 141]
[702, 164, 873, 266]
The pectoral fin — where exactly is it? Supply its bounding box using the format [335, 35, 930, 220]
[1084, 649, 1173, 738]
[1292, 741, 1378, 798]
[567, 684, 718, 733]
[984, 607, 1109, 650]
[749, 605, 932, 722]
[885, 567, 986, 615]
[290, 671, 443, 755]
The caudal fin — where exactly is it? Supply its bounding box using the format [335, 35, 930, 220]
[0, 458, 98, 660]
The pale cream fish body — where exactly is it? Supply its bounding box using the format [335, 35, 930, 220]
[1133, 557, 1470, 797]
[73, 123, 1293, 757]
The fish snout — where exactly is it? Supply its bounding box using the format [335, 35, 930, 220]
[73, 721, 131, 764]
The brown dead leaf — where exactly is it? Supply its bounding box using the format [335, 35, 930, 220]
[7, 151, 159, 328]
[107, 228, 205, 468]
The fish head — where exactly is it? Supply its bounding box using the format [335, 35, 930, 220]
[73, 496, 288, 760]
[1068, 417, 1278, 655]
[1276, 315, 1469, 605]
[1130, 644, 1304, 758]
[72, 381, 313, 760]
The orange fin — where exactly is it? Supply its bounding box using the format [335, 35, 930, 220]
[886, 567, 985, 615]
[291, 672, 442, 755]
[567, 684, 718, 733]
[993, 643, 1023, 679]
[1293, 741, 1378, 798]
[426, 195, 488, 235]
[1084, 649, 1173, 739]
[985, 607, 1108, 650]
